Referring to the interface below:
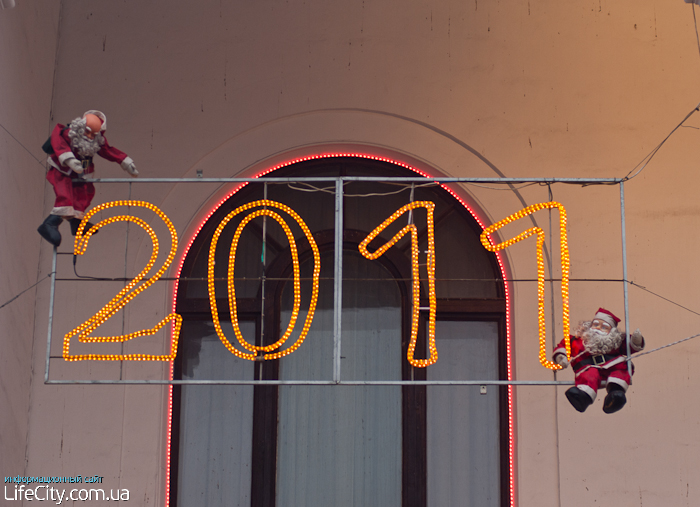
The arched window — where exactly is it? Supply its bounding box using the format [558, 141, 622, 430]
[169, 156, 511, 507]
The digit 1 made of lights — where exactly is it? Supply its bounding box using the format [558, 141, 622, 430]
[207, 200, 321, 361]
[359, 201, 437, 367]
[63, 200, 182, 361]
[480, 201, 570, 370]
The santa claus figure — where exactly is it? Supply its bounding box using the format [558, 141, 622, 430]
[37, 110, 138, 247]
[553, 308, 644, 414]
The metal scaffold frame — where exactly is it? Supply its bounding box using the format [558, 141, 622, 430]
[44, 175, 629, 385]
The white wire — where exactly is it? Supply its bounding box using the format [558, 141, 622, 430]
[286, 181, 438, 197]
[466, 182, 540, 191]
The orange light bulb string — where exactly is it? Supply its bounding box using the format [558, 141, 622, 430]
[208, 200, 320, 361]
[359, 201, 437, 367]
[63, 200, 181, 361]
[480, 201, 570, 370]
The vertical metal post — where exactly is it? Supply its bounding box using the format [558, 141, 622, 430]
[259, 184, 268, 379]
[44, 246, 58, 382]
[408, 183, 415, 382]
[333, 179, 344, 383]
[547, 185, 557, 359]
[121, 186, 132, 380]
[620, 181, 632, 375]
[547, 185, 563, 507]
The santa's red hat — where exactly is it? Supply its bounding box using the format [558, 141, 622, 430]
[594, 308, 620, 328]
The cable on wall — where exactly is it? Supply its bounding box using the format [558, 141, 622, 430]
[0, 274, 52, 310]
[0, 122, 49, 170]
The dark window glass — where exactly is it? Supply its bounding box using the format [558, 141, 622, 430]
[171, 158, 509, 507]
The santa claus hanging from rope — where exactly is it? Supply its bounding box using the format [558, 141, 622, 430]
[37, 110, 138, 247]
[553, 308, 645, 414]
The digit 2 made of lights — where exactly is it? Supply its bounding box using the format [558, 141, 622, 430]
[208, 200, 321, 361]
[480, 201, 570, 370]
[359, 201, 438, 367]
[63, 201, 182, 361]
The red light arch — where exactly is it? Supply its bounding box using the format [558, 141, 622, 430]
[164, 151, 515, 507]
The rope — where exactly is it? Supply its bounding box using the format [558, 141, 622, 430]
[629, 332, 700, 360]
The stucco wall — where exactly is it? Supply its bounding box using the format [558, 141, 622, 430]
[4, 0, 700, 505]
[0, 0, 60, 483]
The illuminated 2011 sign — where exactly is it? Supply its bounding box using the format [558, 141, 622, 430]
[63, 201, 182, 362]
[63, 199, 570, 369]
[480, 201, 570, 370]
[208, 200, 321, 361]
[359, 201, 437, 367]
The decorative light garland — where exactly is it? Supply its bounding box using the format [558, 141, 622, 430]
[208, 200, 321, 360]
[359, 201, 437, 367]
[62, 200, 181, 361]
[480, 201, 570, 370]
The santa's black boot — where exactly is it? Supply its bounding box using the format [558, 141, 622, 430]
[69, 218, 97, 236]
[565, 386, 593, 413]
[37, 214, 63, 247]
[603, 384, 627, 414]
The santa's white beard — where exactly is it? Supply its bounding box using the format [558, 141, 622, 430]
[579, 324, 624, 354]
[67, 119, 105, 159]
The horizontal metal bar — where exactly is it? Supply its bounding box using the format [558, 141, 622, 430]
[45, 379, 574, 386]
[81, 177, 623, 184]
[53, 277, 626, 283]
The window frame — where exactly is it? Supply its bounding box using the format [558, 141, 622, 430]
[169, 158, 512, 507]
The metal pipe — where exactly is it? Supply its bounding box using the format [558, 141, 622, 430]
[82, 177, 623, 184]
[45, 379, 575, 386]
[547, 184, 557, 373]
[333, 179, 344, 382]
[620, 181, 633, 376]
[408, 182, 415, 382]
[259, 184, 268, 376]
[53, 276, 625, 283]
[44, 247, 58, 383]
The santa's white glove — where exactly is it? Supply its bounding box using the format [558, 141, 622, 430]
[121, 157, 138, 177]
[65, 158, 84, 174]
[631, 328, 644, 349]
[554, 353, 569, 368]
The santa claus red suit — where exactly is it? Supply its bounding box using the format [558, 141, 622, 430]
[552, 308, 644, 414]
[37, 110, 138, 247]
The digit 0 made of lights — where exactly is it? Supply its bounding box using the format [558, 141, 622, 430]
[63, 201, 182, 361]
[479, 201, 570, 370]
[359, 201, 437, 367]
[208, 200, 321, 361]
